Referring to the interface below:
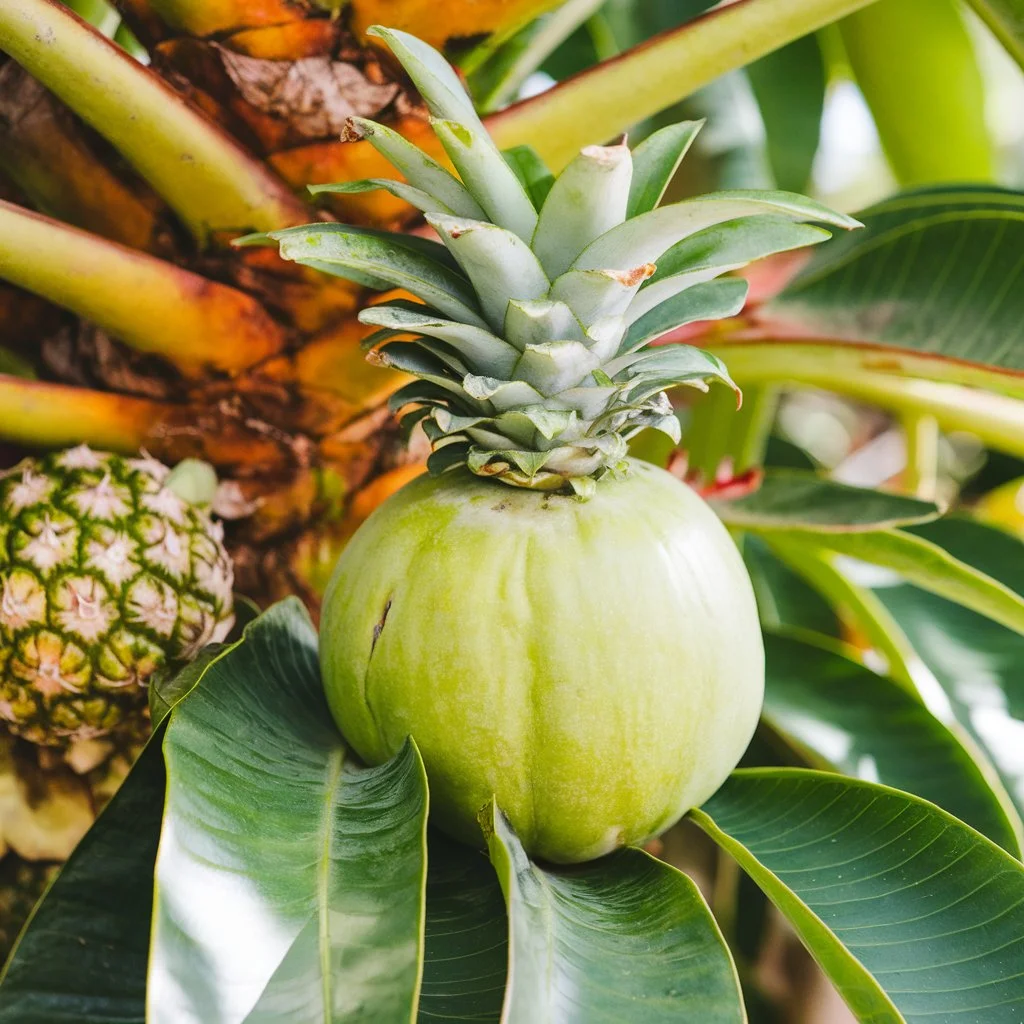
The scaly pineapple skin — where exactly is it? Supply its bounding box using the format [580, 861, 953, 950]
[0, 447, 233, 746]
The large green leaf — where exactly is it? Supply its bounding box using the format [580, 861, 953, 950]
[712, 469, 941, 532]
[769, 524, 1024, 635]
[762, 631, 1022, 853]
[485, 804, 744, 1023]
[715, 189, 1024, 397]
[0, 737, 165, 1023]
[147, 600, 429, 1024]
[874, 517, 1024, 823]
[746, 34, 825, 192]
[418, 832, 507, 1023]
[695, 769, 1024, 1022]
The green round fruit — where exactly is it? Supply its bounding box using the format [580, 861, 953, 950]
[320, 459, 764, 863]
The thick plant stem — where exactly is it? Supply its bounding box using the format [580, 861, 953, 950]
[0, 201, 286, 376]
[902, 413, 940, 502]
[0, 376, 164, 451]
[839, 0, 993, 186]
[0, 0, 310, 241]
[487, 0, 882, 170]
[707, 338, 1024, 404]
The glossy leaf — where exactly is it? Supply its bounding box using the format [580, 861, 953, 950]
[148, 600, 430, 1024]
[746, 34, 825, 192]
[738, 190, 1024, 396]
[773, 525, 1024, 635]
[712, 469, 941, 532]
[762, 630, 1022, 853]
[485, 804, 744, 1023]
[0, 738, 165, 1024]
[875, 517, 1024, 822]
[418, 832, 508, 1023]
[626, 121, 703, 218]
[695, 769, 1024, 1022]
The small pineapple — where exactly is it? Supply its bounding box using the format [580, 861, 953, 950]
[0, 447, 233, 746]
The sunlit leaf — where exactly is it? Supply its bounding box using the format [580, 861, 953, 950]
[148, 601, 429, 1024]
[485, 804, 744, 1023]
[696, 769, 1024, 1022]
[762, 630, 1022, 853]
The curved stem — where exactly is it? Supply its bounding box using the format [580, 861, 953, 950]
[0, 201, 286, 376]
[0, 375, 166, 451]
[487, 0, 881, 170]
[0, 0, 309, 241]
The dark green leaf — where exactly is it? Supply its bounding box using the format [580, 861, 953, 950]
[418, 831, 507, 1023]
[502, 145, 555, 209]
[746, 35, 825, 192]
[622, 279, 748, 353]
[750, 191, 1024, 395]
[695, 769, 1024, 1022]
[626, 121, 703, 217]
[762, 630, 1022, 853]
[0, 736, 165, 1023]
[148, 600, 429, 1024]
[712, 469, 942, 532]
[485, 804, 744, 1023]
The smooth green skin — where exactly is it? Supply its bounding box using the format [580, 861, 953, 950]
[320, 459, 765, 863]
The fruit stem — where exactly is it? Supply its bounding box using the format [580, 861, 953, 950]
[0, 0, 310, 242]
[0, 375, 165, 451]
[0, 201, 286, 376]
[486, 0, 882, 171]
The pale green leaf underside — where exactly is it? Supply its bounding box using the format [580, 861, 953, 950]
[486, 806, 744, 1024]
[148, 601, 429, 1024]
[696, 769, 1024, 1023]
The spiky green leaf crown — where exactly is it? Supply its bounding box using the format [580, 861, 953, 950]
[249, 26, 859, 496]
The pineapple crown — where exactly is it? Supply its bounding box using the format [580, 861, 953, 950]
[244, 27, 859, 497]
